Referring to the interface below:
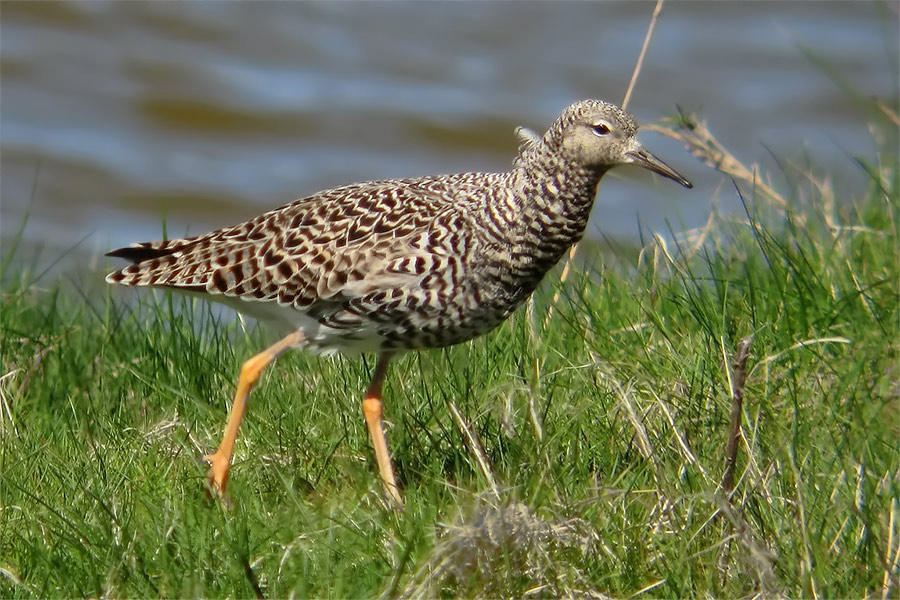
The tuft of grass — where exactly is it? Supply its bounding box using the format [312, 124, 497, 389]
[1, 114, 897, 598]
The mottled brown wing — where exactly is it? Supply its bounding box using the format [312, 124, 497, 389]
[106, 175, 488, 317]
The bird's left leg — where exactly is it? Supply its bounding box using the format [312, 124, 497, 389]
[204, 329, 305, 500]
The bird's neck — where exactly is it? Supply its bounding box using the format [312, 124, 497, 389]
[461, 148, 607, 310]
[509, 146, 607, 260]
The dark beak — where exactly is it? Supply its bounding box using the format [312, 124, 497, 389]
[627, 147, 693, 189]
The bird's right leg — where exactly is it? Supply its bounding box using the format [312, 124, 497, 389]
[204, 329, 305, 500]
[361, 351, 403, 509]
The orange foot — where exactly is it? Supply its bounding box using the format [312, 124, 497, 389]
[203, 450, 231, 505]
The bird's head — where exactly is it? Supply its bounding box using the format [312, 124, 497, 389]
[545, 99, 692, 189]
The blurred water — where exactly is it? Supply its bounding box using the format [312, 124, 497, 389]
[1, 1, 896, 262]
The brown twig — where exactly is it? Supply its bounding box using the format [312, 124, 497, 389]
[722, 336, 752, 496]
[17, 344, 54, 396]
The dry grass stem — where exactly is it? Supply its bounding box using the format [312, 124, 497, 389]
[644, 114, 788, 211]
[446, 397, 500, 499]
[622, 0, 665, 112]
[544, 0, 666, 330]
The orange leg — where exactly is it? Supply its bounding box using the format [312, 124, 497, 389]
[362, 352, 403, 509]
[204, 330, 305, 499]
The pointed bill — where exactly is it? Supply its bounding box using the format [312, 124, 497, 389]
[627, 147, 693, 189]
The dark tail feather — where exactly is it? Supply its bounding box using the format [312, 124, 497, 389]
[106, 241, 184, 264]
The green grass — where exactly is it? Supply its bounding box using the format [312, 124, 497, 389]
[1, 119, 897, 598]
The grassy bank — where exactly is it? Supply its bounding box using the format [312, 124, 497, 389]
[1, 113, 897, 598]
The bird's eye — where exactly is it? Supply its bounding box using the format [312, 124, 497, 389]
[591, 122, 611, 136]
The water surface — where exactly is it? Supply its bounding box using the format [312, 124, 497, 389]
[1, 1, 896, 262]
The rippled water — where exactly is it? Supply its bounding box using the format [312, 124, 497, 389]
[1, 1, 896, 261]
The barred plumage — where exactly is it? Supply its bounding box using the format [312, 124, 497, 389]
[106, 99, 692, 507]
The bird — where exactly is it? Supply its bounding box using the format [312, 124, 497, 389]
[106, 99, 692, 508]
